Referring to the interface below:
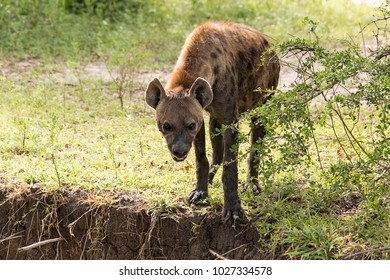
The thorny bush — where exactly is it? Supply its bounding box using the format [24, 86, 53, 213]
[248, 5, 389, 192]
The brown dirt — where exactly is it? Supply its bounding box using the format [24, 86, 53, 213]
[0, 182, 271, 260]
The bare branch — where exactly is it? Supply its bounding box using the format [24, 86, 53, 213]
[209, 249, 229, 260]
[343, 247, 390, 260]
[0, 231, 25, 244]
[373, 47, 390, 60]
[17, 237, 64, 252]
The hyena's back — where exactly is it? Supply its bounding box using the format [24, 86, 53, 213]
[166, 21, 280, 123]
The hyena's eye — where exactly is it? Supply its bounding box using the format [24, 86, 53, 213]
[188, 123, 196, 131]
[163, 122, 172, 131]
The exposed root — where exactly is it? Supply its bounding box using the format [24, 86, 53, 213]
[18, 237, 64, 252]
[209, 249, 229, 260]
[67, 208, 95, 237]
[221, 243, 250, 257]
[0, 231, 24, 244]
[138, 210, 161, 260]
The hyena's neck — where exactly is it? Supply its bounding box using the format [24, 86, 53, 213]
[165, 69, 196, 93]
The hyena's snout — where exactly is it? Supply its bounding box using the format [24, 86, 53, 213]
[170, 141, 191, 162]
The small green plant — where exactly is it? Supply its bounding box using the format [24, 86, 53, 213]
[103, 53, 134, 110]
[100, 37, 152, 109]
[103, 133, 119, 179]
[48, 113, 64, 188]
[13, 117, 29, 152]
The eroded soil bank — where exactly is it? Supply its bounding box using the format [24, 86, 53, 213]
[0, 184, 268, 260]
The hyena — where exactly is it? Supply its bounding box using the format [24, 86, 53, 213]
[145, 21, 280, 222]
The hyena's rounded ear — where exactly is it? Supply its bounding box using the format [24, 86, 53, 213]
[189, 77, 213, 108]
[145, 78, 166, 109]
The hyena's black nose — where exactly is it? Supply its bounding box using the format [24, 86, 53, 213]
[172, 147, 188, 161]
[173, 149, 187, 158]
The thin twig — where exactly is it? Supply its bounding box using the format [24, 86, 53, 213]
[68, 208, 95, 237]
[343, 247, 390, 260]
[329, 108, 352, 163]
[333, 106, 371, 160]
[221, 243, 249, 257]
[374, 47, 390, 60]
[0, 200, 8, 208]
[307, 104, 323, 170]
[0, 231, 25, 244]
[17, 237, 64, 252]
[209, 249, 229, 260]
[334, 104, 363, 161]
[375, 167, 390, 182]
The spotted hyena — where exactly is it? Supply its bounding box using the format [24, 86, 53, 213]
[145, 21, 280, 223]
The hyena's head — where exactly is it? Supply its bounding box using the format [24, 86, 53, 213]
[145, 77, 213, 162]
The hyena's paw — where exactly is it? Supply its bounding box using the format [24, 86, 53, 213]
[187, 190, 208, 204]
[242, 182, 262, 194]
[222, 202, 244, 226]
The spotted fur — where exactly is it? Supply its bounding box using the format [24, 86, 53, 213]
[145, 21, 280, 223]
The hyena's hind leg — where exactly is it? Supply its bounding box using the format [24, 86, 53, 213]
[245, 117, 266, 193]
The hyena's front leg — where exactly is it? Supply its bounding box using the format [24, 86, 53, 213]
[188, 121, 209, 203]
[208, 117, 224, 185]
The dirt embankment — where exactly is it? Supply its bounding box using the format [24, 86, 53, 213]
[0, 183, 268, 260]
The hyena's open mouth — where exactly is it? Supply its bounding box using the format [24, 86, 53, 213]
[172, 154, 187, 162]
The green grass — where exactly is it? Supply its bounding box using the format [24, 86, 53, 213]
[0, 0, 376, 63]
[0, 0, 388, 259]
[0, 70, 211, 206]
